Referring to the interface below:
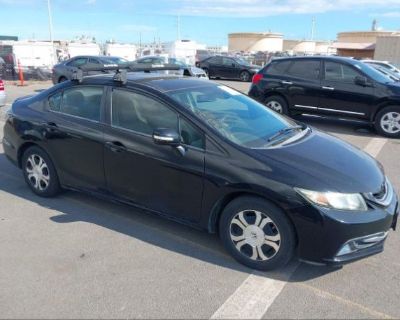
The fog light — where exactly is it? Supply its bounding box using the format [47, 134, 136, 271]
[336, 244, 353, 256]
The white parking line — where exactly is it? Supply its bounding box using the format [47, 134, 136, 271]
[363, 137, 388, 158]
[210, 136, 388, 320]
[211, 262, 299, 319]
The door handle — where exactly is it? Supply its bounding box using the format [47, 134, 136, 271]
[105, 141, 127, 153]
[322, 86, 335, 91]
[281, 81, 293, 85]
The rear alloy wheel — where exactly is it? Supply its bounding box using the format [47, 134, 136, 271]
[240, 71, 251, 82]
[22, 146, 61, 197]
[264, 96, 289, 115]
[375, 106, 400, 138]
[219, 196, 295, 270]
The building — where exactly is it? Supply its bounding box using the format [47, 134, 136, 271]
[333, 31, 396, 58]
[283, 40, 335, 55]
[374, 35, 400, 66]
[228, 32, 283, 52]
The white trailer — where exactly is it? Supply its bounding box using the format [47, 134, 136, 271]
[163, 40, 197, 65]
[67, 42, 101, 58]
[5, 41, 55, 69]
[104, 43, 137, 61]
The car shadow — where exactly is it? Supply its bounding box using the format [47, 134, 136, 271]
[0, 152, 340, 282]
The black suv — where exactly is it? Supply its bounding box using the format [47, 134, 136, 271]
[249, 56, 400, 138]
[198, 56, 260, 82]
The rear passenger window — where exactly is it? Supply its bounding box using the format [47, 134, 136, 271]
[60, 87, 103, 121]
[112, 89, 178, 135]
[286, 60, 320, 80]
[265, 60, 291, 75]
[49, 91, 62, 112]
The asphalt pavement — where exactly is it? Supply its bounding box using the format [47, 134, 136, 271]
[0, 80, 399, 319]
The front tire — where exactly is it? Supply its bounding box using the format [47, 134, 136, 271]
[219, 196, 296, 271]
[239, 71, 251, 82]
[374, 106, 400, 138]
[22, 146, 61, 197]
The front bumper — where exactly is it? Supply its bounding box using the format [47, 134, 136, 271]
[291, 191, 398, 265]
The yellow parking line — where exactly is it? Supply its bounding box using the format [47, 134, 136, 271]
[296, 283, 394, 319]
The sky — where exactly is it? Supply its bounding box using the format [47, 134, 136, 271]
[1, 0, 400, 46]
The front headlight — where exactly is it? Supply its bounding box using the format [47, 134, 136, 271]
[295, 188, 368, 211]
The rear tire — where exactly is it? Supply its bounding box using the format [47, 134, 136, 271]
[22, 146, 61, 197]
[219, 196, 296, 271]
[264, 95, 289, 115]
[374, 106, 400, 138]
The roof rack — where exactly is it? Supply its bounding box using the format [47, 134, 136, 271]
[71, 63, 182, 85]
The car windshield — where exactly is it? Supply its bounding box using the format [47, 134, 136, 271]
[166, 84, 303, 148]
[354, 60, 395, 83]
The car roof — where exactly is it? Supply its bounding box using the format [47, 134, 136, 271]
[81, 72, 215, 93]
[270, 56, 358, 64]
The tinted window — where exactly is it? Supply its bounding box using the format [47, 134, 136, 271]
[89, 58, 100, 64]
[49, 91, 62, 112]
[222, 57, 235, 66]
[180, 117, 204, 149]
[60, 86, 103, 121]
[324, 61, 361, 83]
[265, 60, 291, 75]
[66, 58, 87, 67]
[287, 60, 320, 80]
[207, 56, 222, 64]
[112, 89, 178, 135]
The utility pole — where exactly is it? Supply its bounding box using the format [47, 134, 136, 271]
[47, 0, 55, 64]
[311, 16, 316, 41]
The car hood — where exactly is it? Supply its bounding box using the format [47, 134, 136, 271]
[248, 130, 385, 193]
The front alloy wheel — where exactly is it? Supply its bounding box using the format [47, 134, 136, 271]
[26, 154, 50, 191]
[230, 210, 281, 261]
[219, 196, 295, 270]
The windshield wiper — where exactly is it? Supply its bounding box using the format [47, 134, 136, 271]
[267, 125, 304, 143]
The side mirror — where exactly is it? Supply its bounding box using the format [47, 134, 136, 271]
[152, 128, 180, 146]
[354, 76, 371, 87]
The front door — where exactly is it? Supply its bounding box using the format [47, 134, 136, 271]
[103, 88, 205, 223]
[318, 61, 376, 119]
[221, 57, 238, 79]
[45, 85, 106, 190]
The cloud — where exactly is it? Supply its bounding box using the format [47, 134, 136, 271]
[167, 0, 400, 17]
[376, 11, 400, 17]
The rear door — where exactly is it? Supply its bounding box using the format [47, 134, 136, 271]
[283, 59, 322, 113]
[103, 88, 205, 222]
[221, 57, 238, 79]
[45, 85, 106, 191]
[318, 60, 376, 119]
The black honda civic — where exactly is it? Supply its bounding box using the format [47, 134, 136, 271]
[3, 67, 398, 270]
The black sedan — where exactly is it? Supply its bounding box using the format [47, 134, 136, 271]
[3, 68, 398, 270]
[198, 56, 260, 82]
[52, 55, 128, 84]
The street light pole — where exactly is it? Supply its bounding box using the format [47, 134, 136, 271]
[47, 0, 55, 64]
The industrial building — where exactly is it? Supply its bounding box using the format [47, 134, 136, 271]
[283, 39, 334, 55]
[374, 35, 400, 66]
[228, 32, 283, 52]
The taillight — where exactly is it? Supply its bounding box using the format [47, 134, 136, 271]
[0, 80, 4, 91]
[252, 73, 263, 85]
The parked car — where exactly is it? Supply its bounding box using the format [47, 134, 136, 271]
[249, 56, 400, 138]
[0, 79, 6, 107]
[198, 55, 260, 82]
[362, 59, 400, 74]
[3, 65, 398, 271]
[134, 56, 208, 79]
[52, 55, 128, 84]
[369, 64, 400, 82]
